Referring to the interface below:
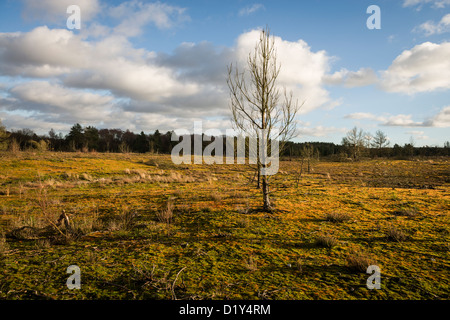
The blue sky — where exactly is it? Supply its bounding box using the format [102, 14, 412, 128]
[0, 0, 449, 146]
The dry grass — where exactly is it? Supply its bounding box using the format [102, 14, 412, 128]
[346, 250, 377, 273]
[0, 233, 9, 256]
[209, 191, 222, 202]
[157, 201, 174, 224]
[386, 225, 408, 242]
[324, 212, 351, 223]
[394, 208, 419, 217]
[244, 252, 258, 271]
[315, 234, 338, 248]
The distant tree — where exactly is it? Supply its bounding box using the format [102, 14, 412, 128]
[84, 126, 99, 151]
[445, 141, 450, 148]
[372, 130, 389, 149]
[0, 119, 9, 151]
[66, 123, 85, 151]
[403, 142, 414, 158]
[47, 128, 65, 151]
[363, 132, 373, 149]
[152, 129, 162, 153]
[342, 127, 365, 161]
[10, 129, 35, 150]
[134, 131, 149, 153]
[98, 129, 112, 152]
[300, 143, 317, 174]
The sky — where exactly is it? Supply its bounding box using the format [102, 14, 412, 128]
[0, 0, 449, 147]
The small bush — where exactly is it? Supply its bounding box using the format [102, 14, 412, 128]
[315, 234, 338, 248]
[79, 173, 93, 181]
[209, 192, 222, 202]
[386, 226, 407, 242]
[394, 208, 419, 217]
[325, 212, 350, 223]
[346, 250, 376, 273]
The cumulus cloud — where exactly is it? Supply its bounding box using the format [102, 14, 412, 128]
[423, 105, 450, 127]
[5, 81, 115, 122]
[405, 130, 429, 140]
[109, 1, 190, 37]
[380, 42, 450, 94]
[414, 14, 450, 36]
[345, 112, 387, 122]
[238, 4, 265, 16]
[297, 126, 347, 138]
[234, 30, 337, 113]
[0, 25, 340, 133]
[0, 26, 200, 103]
[324, 68, 377, 88]
[345, 106, 450, 128]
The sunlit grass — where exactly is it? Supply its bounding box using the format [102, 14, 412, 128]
[0, 152, 448, 299]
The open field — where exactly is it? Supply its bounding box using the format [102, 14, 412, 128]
[0, 151, 449, 300]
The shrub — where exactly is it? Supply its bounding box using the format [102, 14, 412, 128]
[209, 192, 222, 202]
[394, 208, 419, 217]
[386, 226, 407, 242]
[325, 212, 350, 223]
[346, 250, 376, 273]
[315, 234, 338, 248]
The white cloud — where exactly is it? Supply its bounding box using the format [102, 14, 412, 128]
[109, 1, 190, 37]
[238, 4, 265, 16]
[235, 30, 337, 114]
[0, 25, 340, 133]
[345, 106, 450, 128]
[6, 81, 115, 122]
[414, 14, 450, 36]
[382, 114, 424, 127]
[0, 26, 199, 103]
[297, 126, 347, 138]
[324, 68, 377, 88]
[405, 130, 428, 140]
[403, 0, 450, 8]
[345, 112, 387, 122]
[380, 42, 450, 94]
[424, 105, 450, 127]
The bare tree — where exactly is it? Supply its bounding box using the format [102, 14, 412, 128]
[371, 130, 389, 149]
[227, 27, 300, 211]
[342, 127, 365, 161]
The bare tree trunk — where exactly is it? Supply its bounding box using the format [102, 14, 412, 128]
[262, 173, 271, 211]
[257, 169, 261, 189]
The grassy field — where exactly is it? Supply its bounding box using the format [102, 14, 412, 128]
[0, 151, 449, 300]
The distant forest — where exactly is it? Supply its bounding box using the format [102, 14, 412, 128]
[1, 122, 449, 159]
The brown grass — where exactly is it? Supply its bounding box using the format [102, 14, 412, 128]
[346, 250, 377, 273]
[324, 212, 351, 223]
[386, 226, 408, 242]
[157, 201, 174, 224]
[315, 234, 338, 248]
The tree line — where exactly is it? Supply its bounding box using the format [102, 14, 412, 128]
[0, 121, 449, 158]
